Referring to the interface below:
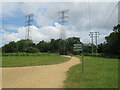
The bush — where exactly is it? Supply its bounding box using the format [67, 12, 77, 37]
[2, 52, 59, 56]
[83, 53, 118, 59]
[25, 47, 39, 53]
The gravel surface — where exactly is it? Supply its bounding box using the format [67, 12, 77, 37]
[2, 56, 80, 88]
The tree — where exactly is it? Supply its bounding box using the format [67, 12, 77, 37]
[113, 24, 120, 33]
[2, 41, 17, 53]
[66, 37, 81, 54]
[37, 40, 49, 52]
[49, 39, 60, 53]
[25, 47, 39, 53]
[17, 39, 36, 52]
[98, 24, 120, 58]
[2, 39, 37, 53]
[1, 37, 82, 55]
[58, 39, 66, 55]
[83, 45, 92, 53]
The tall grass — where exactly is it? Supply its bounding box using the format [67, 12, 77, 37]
[64, 56, 118, 88]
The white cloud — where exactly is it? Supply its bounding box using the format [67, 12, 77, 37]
[1, 23, 61, 46]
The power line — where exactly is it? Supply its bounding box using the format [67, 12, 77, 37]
[102, 2, 113, 28]
[25, 13, 34, 40]
[103, 2, 119, 30]
[118, 1, 120, 24]
[84, 37, 91, 45]
[88, 0, 91, 32]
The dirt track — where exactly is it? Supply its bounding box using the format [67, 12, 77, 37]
[2, 56, 80, 88]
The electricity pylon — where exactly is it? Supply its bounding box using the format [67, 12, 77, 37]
[89, 32, 94, 53]
[25, 14, 34, 40]
[57, 9, 69, 55]
[89, 32, 100, 54]
[58, 9, 69, 40]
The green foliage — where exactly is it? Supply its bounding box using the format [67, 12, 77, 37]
[83, 44, 96, 53]
[1, 37, 81, 55]
[2, 41, 17, 53]
[17, 39, 36, 52]
[113, 24, 120, 33]
[2, 52, 60, 56]
[97, 24, 120, 58]
[2, 39, 37, 53]
[83, 53, 117, 58]
[25, 47, 39, 53]
[49, 39, 60, 53]
[66, 37, 81, 54]
[37, 40, 50, 52]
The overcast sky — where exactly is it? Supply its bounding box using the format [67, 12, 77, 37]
[0, 1, 119, 46]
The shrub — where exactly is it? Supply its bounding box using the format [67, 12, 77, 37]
[25, 47, 39, 53]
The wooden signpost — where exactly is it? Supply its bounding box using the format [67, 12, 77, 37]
[74, 44, 84, 73]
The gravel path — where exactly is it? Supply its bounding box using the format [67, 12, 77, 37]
[2, 56, 80, 88]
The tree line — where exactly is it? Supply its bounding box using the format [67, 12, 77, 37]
[1, 37, 81, 55]
[1, 25, 120, 58]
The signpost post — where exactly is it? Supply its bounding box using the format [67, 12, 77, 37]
[74, 44, 84, 73]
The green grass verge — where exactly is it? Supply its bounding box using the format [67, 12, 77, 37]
[1, 54, 70, 67]
[64, 56, 118, 88]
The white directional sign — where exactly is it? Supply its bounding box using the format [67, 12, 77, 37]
[74, 49, 82, 51]
[73, 44, 82, 51]
[73, 43, 84, 73]
[74, 44, 82, 47]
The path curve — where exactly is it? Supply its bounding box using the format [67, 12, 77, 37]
[2, 56, 80, 88]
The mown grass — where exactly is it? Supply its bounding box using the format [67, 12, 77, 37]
[1, 53, 70, 67]
[64, 56, 118, 88]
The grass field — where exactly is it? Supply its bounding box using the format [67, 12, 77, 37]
[1, 54, 70, 67]
[64, 56, 118, 88]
